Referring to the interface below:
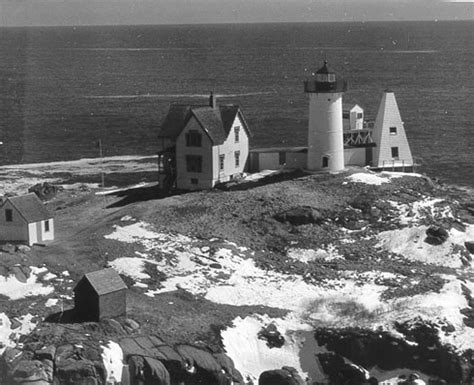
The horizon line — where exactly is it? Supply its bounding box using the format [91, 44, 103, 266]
[0, 18, 472, 29]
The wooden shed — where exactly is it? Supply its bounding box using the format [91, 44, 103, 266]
[74, 268, 127, 321]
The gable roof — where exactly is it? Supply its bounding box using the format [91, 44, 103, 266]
[158, 102, 251, 146]
[3, 193, 52, 223]
[76, 268, 127, 296]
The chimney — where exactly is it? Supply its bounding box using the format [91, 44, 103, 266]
[209, 92, 217, 109]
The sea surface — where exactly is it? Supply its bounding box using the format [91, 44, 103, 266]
[0, 21, 472, 187]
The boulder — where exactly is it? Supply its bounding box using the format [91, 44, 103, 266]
[28, 182, 60, 201]
[465, 241, 474, 254]
[258, 366, 305, 385]
[35, 346, 56, 361]
[258, 323, 285, 348]
[11, 266, 28, 283]
[274, 207, 323, 226]
[143, 356, 170, 385]
[1, 243, 16, 253]
[425, 226, 449, 245]
[12, 360, 49, 383]
[15, 245, 31, 253]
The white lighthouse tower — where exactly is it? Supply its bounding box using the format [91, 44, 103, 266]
[304, 61, 347, 171]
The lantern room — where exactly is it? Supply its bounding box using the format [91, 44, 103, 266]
[304, 61, 347, 93]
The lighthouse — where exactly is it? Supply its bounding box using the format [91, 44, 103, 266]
[304, 61, 347, 171]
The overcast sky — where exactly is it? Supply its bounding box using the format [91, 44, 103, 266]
[0, 0, 472, 27]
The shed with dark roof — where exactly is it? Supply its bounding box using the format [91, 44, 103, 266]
[0, 193, 54, 246]
[74, 268, 127, 321]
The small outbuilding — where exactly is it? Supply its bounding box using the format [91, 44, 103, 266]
[0, 193, 54, 246]
[74, 268, 127, 321]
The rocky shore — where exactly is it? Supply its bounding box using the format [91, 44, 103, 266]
[0, 156, 473, 384]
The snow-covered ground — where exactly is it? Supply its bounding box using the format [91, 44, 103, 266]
[345, 171, 422, 186]
[103, 216, 474, 382]
[0, 313, 37, 354]
[0, 267, 54, 300]
[101, 341, 124, 383]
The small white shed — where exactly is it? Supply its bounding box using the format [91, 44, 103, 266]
[0, 193, 54, 246]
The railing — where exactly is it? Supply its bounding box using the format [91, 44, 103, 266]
[343, 130, 375, 147]
[381, 159, 412, 172]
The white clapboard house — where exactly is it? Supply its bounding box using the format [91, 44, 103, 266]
[0, 193, 54, 246]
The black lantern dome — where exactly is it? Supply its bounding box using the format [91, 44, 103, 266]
[304, 61, 347, 93]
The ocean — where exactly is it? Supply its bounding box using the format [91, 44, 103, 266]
[0, 21, 472, 187]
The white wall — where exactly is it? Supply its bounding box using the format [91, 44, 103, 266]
[42, 219, 54, 241]
[176, 117, 214, 190]
[212, 114, 249, 186]
[0, 201, 28, 244]
[349, 105, 364, 131]
[307, 92, 345, 171]
[372, 92, 413, 168]
[344, 147, 367, 166]
[28, 223, 37, 246]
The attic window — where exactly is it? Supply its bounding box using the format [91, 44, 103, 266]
[186, 130, 202, 147]
[389, 126, 397, 135]
[45, 220, 50, 232]
[186, 155, 202, 173]
[235, 127, 240, 143]
[5, 209, 12, 222]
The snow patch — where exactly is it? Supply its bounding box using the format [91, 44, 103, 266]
[109, 257, 151, 280]
[346, 173, 391, 185]
[0, 269, 54, 300]
[101, 341, 123, 383]
[0, 313, 37, 354]
[222, 314, 325, 383]
[45, 298, 58, 307]
[377, 226, 468, 268]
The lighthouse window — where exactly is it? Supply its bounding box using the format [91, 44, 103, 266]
[391, 147, 399, 159]
[322, 156, 329, 168]
[328, 74, 336, 82]
[389, 126, 397, 135]
[186, 130, 202, 147]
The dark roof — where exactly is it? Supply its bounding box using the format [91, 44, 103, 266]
[3, 193, 52, 223]
[157, 104, 194, 141]
[76, 268, 127, 296]
[316, 60, 333, 74]
[158, 102, 250, 146]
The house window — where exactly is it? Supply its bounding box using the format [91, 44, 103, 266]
[234, 151, 240, 168]
[190, 178, 199, 185]
[343, 112, 350, 119]
[234, 127, 240, 143]
[186, 155, 202, 173]
[44, 220, 50, 232]
[5, 209, 12, 222]
[279, 152, 286, 166]
[219, 154, 225, 171]
[185, 130, 202, 147]
[322, 156, 329, 168]
[357, 112, 363, 119]
[389, 126, 397, 135]
[391, 147, 399, 159]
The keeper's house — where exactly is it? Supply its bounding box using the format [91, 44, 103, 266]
[0, 193, 54, 246]
[74, 268, 127, 321]
[157, 93, 252, 190]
